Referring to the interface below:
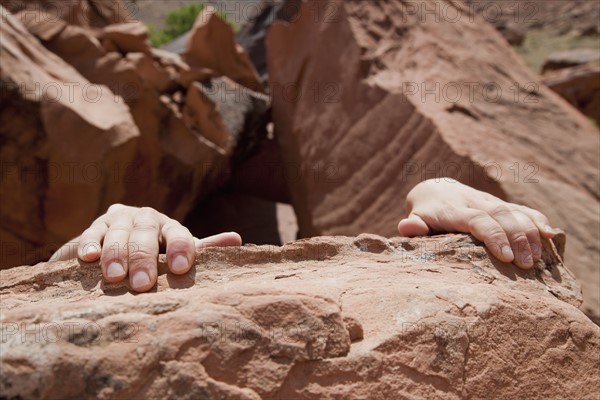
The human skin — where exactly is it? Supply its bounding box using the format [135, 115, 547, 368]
[52, 179, 560, 292]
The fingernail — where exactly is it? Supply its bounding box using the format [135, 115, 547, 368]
[501, 245, 514, 261]
[522, 252, 534, 266]
[106, 262, 125, 278]
[79, 243, 100, 260]
[545, 225, 558, 234]
[171, 255, 189, 274]
[132, 271, 151, 289]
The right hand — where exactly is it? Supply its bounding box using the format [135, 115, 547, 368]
[51, 204, 242, 292]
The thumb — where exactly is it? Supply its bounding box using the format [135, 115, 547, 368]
[397, 214, 431, 237]
[194, 232, 242, 250]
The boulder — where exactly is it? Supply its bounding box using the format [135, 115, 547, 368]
[1, 1, 270, 268]
[0, 0, 133, 27]
[542, 64, 600, 122]
[542, 48, 600, 73]
[100, 21, 153, 55]
[183, 5, 264, 93]
[465, 0, 600, 38]
[0, 7, 139, 267]
[266, 0, 600, 322]
[235, 0, 303, 84]
[1, 234, 598, 399]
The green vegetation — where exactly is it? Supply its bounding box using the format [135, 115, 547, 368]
[148, 3, 238, 47]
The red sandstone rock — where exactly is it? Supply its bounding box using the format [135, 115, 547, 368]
[0, 6, 139, 267]
[466, 0, 600, 39]
[542, 64, 600, 122]
[267, 0, 600, 322]
[542, 49, 600, 73]
[1, 234, 597, 399]
[100, 21, 153, 55]
[1, 2, 269, 267]
[183, 5, 264, 93]
[1, 0, 133, 27]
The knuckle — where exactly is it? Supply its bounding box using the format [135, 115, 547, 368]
[108, 203, 126, 213]
[139, 207, 157, 216]
[127, 246, 156, 265]
[490, 204, 511, 217]
[106, 224, 131, 234]
[509, 232, 529, 244]
[132, 222, 157, 231]
[101, 242, 124, 261]
[132, 209, 159, 229]
[521, 206, 549, 223]
[482, 227, 506, 241]
[167, 236, 193, 252]
[163, 221, 190, 236]
[467, 210, 489, 225]
[524, 226, 540, 238]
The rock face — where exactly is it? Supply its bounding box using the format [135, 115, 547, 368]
[266, 0, 600, 322]
[466, 0, 600, 39]
[1, 234, 598, 399]
[183, 5, 263, 93]
[0, 2, 268, 268]
[0, 7, 140, 267]
[542, 64, 600, 122]
[542, 48, 600, 73]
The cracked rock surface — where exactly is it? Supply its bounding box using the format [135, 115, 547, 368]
[1, 234, 598, 399]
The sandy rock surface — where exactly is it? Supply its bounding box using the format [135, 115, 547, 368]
[266, 0, 600, 322]
[543, 64, 600, 122]
[1, 234, 598, 399]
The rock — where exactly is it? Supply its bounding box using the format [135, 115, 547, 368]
[543, 64, 600, 122]
[183, 5, 264, 93]
[266, 0, 600, 322]
[466, 0, 600, 38]
[493, 21, 525, 46]
[100, 21, 153, 55]
[5, 3, 231, 233]
[542, 48, 600, 73]
[1, 1, 271, 268]
[1, 234, 598, 399]
[236, 0, 303, 83]
[1, 0, 133, 27]
[125, 52, 174, 93]
[0, 7, 139, 267]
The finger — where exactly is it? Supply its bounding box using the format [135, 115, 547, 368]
[194, 232, 242, 250]
[160, 218, 195, 275]
[488, 205, 534, 269]
[127, 208, 160, 292]
[78, 219, 108, 262]
[516, 205, 559, 239]
[100, 221, 132, 283]
[512, 210, 543, 261]
[397, 213, 430, 237]
[460, 209, 515, 263]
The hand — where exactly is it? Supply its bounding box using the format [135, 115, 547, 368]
[51, 204, 242, 292]
[397, 179, 561, 269]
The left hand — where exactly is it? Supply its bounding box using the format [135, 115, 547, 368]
[397, 179, 561, 269]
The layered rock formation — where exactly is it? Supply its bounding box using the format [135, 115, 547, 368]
[266, 0, 600, 322]
[1, 234, 598, 399]
[466, 0, 600, 38]
[0, 2, 267, 268]
[542, 64, 600, 123]
[542, 49, 600, 73]
[0, 6, 140, 267]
